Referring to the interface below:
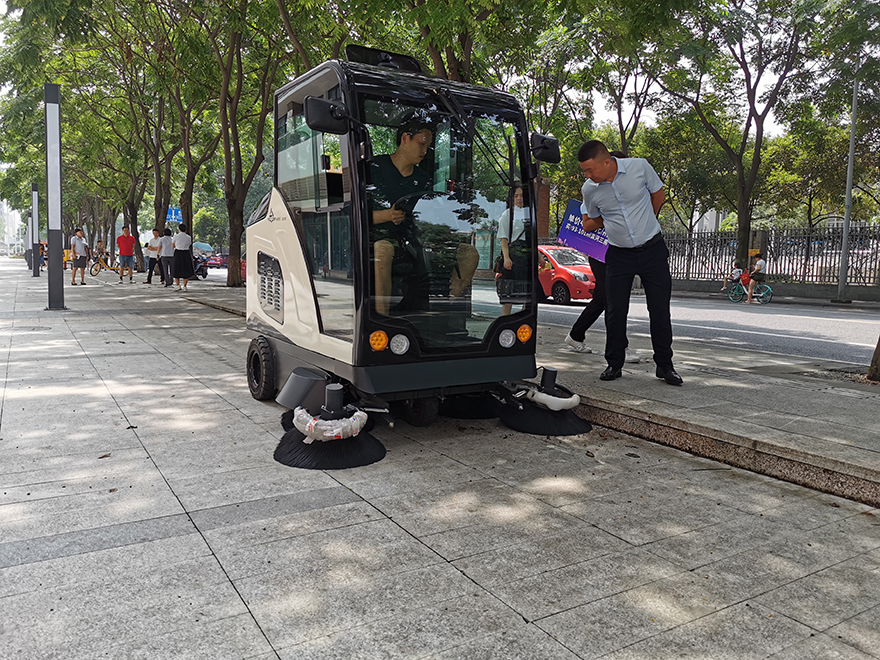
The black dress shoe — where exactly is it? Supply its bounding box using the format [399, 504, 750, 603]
[656, 366, 683, 386]
[600, 366, 622, 381]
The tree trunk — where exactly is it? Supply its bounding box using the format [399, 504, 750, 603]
[868, 335, 880, 382]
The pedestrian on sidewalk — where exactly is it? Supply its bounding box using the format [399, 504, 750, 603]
[745, 253, 766, 304]
[116, 226, 136, 284]
[577, 140, 681, 385]
[496, 184, 529, 316]
[69, 228, 88, 285]
[143, 228, 164, 285]
[159, 228, 174, 288]
[720, 261, 743, 292]
[171, 223, 194, 291]
[565, 150, 639, 364]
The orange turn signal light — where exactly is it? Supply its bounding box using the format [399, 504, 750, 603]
[369, 330, 389, 351]
[517, 324, 533, 343]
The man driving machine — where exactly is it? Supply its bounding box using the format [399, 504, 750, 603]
[370, 118, 479, 315]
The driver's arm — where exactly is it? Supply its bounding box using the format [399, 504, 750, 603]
[373, 206, 405, 225]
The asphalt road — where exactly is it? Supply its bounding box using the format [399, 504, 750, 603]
[535, 294, 880, 365]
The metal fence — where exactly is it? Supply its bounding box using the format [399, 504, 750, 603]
[664, 226, 880, 286]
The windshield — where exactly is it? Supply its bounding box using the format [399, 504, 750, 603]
[362, 94, 533, 351]
[550, 248, 590, 266]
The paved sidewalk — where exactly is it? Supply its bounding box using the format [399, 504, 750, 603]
[182, 274, 880, 508]
[2, 259, 879, 659]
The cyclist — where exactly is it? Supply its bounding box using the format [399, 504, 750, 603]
[745, 252, 766, 304]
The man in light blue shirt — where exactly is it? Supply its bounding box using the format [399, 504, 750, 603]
[578, 140, 682, 385]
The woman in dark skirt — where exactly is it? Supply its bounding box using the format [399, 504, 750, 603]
[171, 223, 195, 291]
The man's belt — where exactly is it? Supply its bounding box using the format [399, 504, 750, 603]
[613, 232, 662, 251]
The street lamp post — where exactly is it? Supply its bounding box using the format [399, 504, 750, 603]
[45, 83, 65, 310]
[31, 184, 40, 277]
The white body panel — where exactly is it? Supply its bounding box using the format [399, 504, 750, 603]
[246, 188, 353, 365]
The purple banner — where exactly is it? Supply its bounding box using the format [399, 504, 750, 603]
[556, 198, 609, 263]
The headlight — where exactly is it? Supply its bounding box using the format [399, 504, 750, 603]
[570, 270, 588, 282]
[499, 329, 516, 348]
[389, 334, 410, 355]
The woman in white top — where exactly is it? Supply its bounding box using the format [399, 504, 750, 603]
[158, 228, 175, 288]
[746, 252, 767, 303]
[496, 185, 529, 315]
[171, 223, 195, 290]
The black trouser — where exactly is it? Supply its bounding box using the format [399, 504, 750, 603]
[147, 257, 164, 284]
[160, 256, 173, 285]
[570, 256, 606, 342]
[604, 235, 673, 370]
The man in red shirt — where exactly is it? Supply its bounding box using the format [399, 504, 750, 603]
[116, 226, 136, 284]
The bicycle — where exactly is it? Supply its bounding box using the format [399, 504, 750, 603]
[89, 254, 121, 277]
[727, 279, 772, 304]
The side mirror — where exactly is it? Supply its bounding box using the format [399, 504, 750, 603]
[304, 96, 350, 135]
[531, 133, 561, 164]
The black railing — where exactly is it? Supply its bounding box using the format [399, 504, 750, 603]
[665, 227, 880, 285]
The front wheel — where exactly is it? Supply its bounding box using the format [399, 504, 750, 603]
[727, 284, 745, 303]
[552, 282, 571, 305]
[755, 284, 773, 304]
[247, 336, 276, 401]
[198, 267, 208, 279]
[89, 262, 102, 277]
[402, 396, 439, 427]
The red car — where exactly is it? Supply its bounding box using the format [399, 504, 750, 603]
[538, 245, 596, 304]
[206, 254, 229, 268]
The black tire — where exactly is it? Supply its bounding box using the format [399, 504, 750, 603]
[755, 284, 773, 304]
[727, 284, 744, 303]
[89, 262, 102, 277]
[247, 336, 276, 400]
[552, 282, 571, 305]
[402, 396, 439, 427]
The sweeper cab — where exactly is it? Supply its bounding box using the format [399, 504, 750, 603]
[245, 47, 590, 469]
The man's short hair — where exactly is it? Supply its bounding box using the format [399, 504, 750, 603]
[577, 140, 611, 163]
[396, 119, 433, 146]
[164, 228, 172, 236]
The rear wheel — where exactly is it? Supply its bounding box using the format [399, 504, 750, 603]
[552, 282, 571, 305]
[247, 336, 276, 400]
[727, 284, 745, 303]
[402, 396, 439, 427]
[755, 284, 773, 304]
[89, 262, 102, 277]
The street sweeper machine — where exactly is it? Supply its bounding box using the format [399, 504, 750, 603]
[245, 46, 591, 469]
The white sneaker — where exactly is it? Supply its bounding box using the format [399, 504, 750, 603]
[564, 335, 593, 353]
[625, 348, 640, 363]
[182, 286, 188, 292]
[174, 285, 182, 291]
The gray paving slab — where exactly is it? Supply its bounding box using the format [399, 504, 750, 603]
[0, 514, 194, 569]
[0, 532, 209, 598]
[235, 563, 476, 649]
[187, 485, 362, 531]
[755, 553, 880, 631]
[766, 633, 876, 660]
[277, 591, 523, 660]
[601, 602, 812, 659]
